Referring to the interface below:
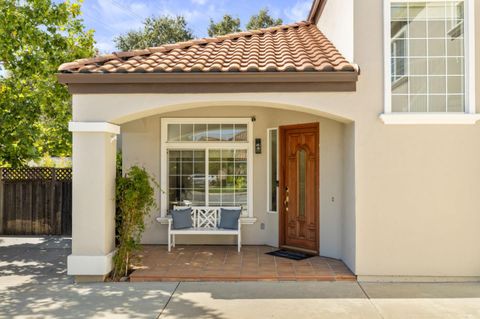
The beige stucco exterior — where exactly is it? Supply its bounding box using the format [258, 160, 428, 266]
[121, 106, 350, 261]
[66, 0, 480, 280]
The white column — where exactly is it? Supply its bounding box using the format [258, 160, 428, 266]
[67, 122, 120, 280]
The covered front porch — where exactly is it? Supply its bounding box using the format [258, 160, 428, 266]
[130, 245, 355, 282]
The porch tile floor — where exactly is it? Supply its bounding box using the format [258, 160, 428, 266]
[130, 245, 356, 282]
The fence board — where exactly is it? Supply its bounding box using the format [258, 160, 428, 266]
[0, 168, 72, 235]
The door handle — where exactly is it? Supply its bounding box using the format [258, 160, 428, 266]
[284, 187, 289, 212]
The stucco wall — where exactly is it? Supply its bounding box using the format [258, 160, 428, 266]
[121, 106, 348, 260]
[349, 0, 480, 277]
[70, 0, 480, 278]
[317, 0, 354, 62]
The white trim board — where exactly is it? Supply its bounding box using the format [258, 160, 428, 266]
[380, 113, 480, 124]
[69, 122, 120, 134]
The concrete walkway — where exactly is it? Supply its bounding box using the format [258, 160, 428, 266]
[1, 236, 480, 318]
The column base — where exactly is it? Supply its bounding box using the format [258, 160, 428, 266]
[67, 250, 115, 276]
[74, 275, 108, 283]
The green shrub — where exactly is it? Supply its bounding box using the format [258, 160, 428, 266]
[112, 165, 157, 280]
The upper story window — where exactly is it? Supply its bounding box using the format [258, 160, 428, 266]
[387, 0, 471, 113]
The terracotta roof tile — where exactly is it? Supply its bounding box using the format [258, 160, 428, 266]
[59, 21, 357, 74]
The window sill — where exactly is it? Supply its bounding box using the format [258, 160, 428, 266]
[380, 113, 480, 125]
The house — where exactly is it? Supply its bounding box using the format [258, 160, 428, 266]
[58, 0, 480, 282]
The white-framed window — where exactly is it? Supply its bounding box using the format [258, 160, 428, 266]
[160, 118, 254, 218]
[267, 128, 278, 213]
[382, 0, 477, 124]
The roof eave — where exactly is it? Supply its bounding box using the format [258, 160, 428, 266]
[57, 71, 358, 85]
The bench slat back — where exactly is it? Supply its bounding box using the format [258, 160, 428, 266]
[174, 206, 241, 228]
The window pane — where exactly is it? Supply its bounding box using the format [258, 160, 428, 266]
[429, 58, 446, 75]
[180, 124, 193, 141]
[207, 124, 221, 141]
[410, 76, 428, 94]
[391, 4, 408, 20]
[168, 122, 248, 143]
[447, 38, 464, 56]
[447, 95, 464, 112]
[193, 124, 207, 141]
[392, 95, 409, 112]
[447, 57, 464, 75]
[221, 124, 234, 141]
[428, 21, 446, 38]
[298, 149, 306, 218]
[429, 95, 447, 112]
[234, 124, 248, 141]
[447, 76, 464, 94]
[168, 149, 206, 209]
[429, 76, 446, 94]
[426, 2, 445, 20]
[410, 58, 427, 75]
[390, 1, 466, 113]
[410, 39, 427, 56]
[428, 39, 446, 56]
[208, 149, 248, 210]
[409, 3, 426, 20]
[168, 124, 180, 142]
[410, 95, 428, 112]
[268, 129, 278, 212]
[409, 20, 426, 38]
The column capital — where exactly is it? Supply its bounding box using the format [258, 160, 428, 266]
[69, 122, 120, 134]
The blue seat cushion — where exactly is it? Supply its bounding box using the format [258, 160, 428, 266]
[171, 208, 193, 229]
[219, 208, 241, 230]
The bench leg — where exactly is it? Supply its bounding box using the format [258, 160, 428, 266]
[237, 232, 241, 253]
[168, 232, 171, 252]
[172, 234, 175, 247]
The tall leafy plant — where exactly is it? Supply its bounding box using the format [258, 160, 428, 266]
[112, 165, 157, 280]
[0, 0, 95, 167]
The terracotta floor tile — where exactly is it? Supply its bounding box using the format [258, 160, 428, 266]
[130, 245, 355, 282]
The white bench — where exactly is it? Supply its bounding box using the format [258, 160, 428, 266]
[163, 206, 242, 253]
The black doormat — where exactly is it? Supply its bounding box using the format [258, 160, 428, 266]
[266, 249, 314, 261]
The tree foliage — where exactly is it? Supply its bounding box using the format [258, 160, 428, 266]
[113, 165, 157, 280]
[246, 8, 283, 30]
[207, 14, 241, 37]
[114, 16, 194, 51]
[0, 0, 95, 167]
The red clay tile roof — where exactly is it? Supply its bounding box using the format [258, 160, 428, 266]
[59, 21, 357, 74]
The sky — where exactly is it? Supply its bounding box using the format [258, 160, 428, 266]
[79, 0, 313, 53]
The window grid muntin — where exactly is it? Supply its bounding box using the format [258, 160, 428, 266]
[167, 123, 248, 142]
[390, 0, 466, 113]
[208, 149, 247, 209]
[167, 147, 248, 211]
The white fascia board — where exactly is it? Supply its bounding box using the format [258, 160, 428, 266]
[69, 122, 120, 134]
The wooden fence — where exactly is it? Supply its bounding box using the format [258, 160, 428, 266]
[0, 167, 72, 236]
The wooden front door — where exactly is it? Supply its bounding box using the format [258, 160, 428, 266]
[279, 123, 319, 253]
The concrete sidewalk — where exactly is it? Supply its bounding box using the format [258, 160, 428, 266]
[1, 236, 480, 318]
